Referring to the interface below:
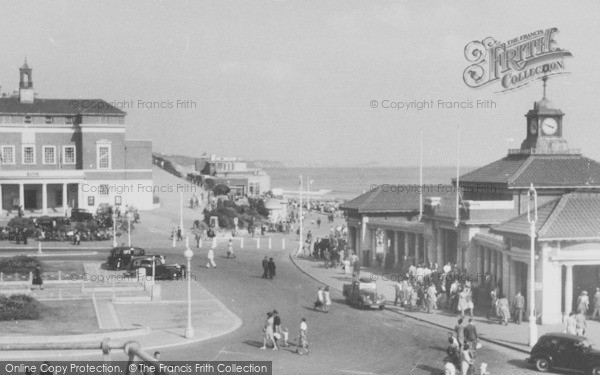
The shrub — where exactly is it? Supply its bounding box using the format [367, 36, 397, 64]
[0, 256, 42, 273]
[0, 294, 41, 320]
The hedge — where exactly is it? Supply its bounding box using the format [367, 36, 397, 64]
[0, 294, 41, 320]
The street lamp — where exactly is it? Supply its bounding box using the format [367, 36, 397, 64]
[127, 217, 131, 247]
[527, 183, 538, 348]
[184, 236, 194, 339]
[112, 212, 117, 248]
[180, 191, 185, 236]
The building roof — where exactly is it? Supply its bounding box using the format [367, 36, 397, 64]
[341, 185, 454, 214]
[0, 97, 125, 116]
[491, 191, 600, 241]
[458, 154, 600, 188]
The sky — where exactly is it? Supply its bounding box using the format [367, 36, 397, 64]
[0, 0, 599, 167]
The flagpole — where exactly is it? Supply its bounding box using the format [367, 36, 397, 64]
[418, 127, 423, 221]
[298, 175, 303, 256]
[306, 175, 310, 212]
[455, 125, 460, 227]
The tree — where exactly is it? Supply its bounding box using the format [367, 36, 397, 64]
[213, 184, 230, 196]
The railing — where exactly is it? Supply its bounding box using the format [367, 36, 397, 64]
[507, 147, 581, 155]
[0, 339, 160, 375]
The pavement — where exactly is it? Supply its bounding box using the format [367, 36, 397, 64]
[290, 251, 600, 354]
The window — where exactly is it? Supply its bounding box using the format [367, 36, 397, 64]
[249, 182, 260, 196]
[22, 145, 35, 164]
[1, 116, 12, 123]
[65, 117, 74, 125]
[44, 116, 53, 124]
[24, 116, 32, 124]
[43, 146, 56, 164]
[1, 146, 15, 164]
[98, 184, 109, 195]
[63, 146, 76, 165]
[97, 145, 111, 169]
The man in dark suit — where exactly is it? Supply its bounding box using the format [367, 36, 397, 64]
[261, 256, 269, 279]
[267, 258, 276, 279]
[464, 318, 479, 349]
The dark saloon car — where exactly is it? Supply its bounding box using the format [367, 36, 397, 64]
[527, 333, 600, 374]
[123, 256, 185, 280]
[107, 246, 146, 270]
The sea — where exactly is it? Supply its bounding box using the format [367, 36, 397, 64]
[265, 166, 475, 201]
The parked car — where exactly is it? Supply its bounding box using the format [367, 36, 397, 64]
[123, 255, 185, 280]
[71, 208, 94, 222]
[343, 277, 386, 310]
[106, 246, 146, 270]
[527, 332, 600, 374]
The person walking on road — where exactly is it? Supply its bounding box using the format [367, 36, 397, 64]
[497, 294, 511, 325]
[464, 318, 479, 350]
[261, 256, 269, 278]
[261, 312, 278, 350]
[296, 318, 308, 355]
[323, 286, 331, 313]
[512, 291, 525, 324]
[592, 288, 600, 320]
[564, 311, 577, 335]
[206, 247, 216, 268]
[577, 290, 590, 316]
[315, 287, 324, 311]
[460, 344, 475, 375]
[454, 318, 465, 349]
[267, 258, 276, 279]
[487, 286, 498, 320]
[575, 311, 587, 336]
[227, 239, 236, 259]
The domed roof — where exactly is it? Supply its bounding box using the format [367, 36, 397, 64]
[265, 198, 283, 210]
[534, 97, 555, 110]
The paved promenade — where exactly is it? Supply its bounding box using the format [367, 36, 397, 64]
[290, 253, 600, 354]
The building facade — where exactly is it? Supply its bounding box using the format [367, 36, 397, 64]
[194, 154, 271, 197]
[0, 61, 153, 216]
[342, 84, 600, 325]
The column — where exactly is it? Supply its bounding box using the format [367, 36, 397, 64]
[490, 249, 496, 278]
[77, 183, 82, 209]
[42, 183, 48, 215]
[501, 253, 510, 298]
[565, 265, 573, 316]
[19, 183, 24, 209]
[509, 260, 518, 301]
[414, 234, 421, 264]
[394, 232, 400, 265]
[404, 232, 409, 261]
[62, 183, 68, 213]
[483, 247, 490, 274]
[0, 184, 3, 212]
[436, 229, 443, 266]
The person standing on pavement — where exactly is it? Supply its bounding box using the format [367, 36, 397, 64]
[454, 318, 465, 349]
[323, 286, 331, 313]
[273, 310, 284, 346]
[296, 318, 308, 355]
[315, 287, 324, 311]
[497, 294, 510, 325]
[261, 312, 278, 350]
[575, 310, 587, 336]
[464, 318, 478, 350]
[592, 288, 600, 320]
[267, 258, 276, 279]
[227, 239, 236, 259]
[31, 265, 43, 291]
[564, 311, 577, 334]
[512, 291, 525, 324]
[577, 290, 590, 316]
[487, 286, 499, 320]
[261, 256, 269, 278]
[425, 283, 437, 314]
[206, 247, 216, 268]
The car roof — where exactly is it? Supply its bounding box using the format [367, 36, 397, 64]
[539, 332, 586, 341]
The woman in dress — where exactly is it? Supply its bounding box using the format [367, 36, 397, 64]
[460, 344, 475, 375]
[457, 288, 469, 318]
[323, 286, 331, 313]
[497, 294, 511, 325]
[261, 312, 278, 350]
[31, 265, 43, 290]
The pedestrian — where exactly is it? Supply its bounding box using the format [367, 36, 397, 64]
[454, 318, 465, 349]
[464, 318, 479, 350]
[497, 294, 510, 325]
[261, 312, 278, 350]
[575, 311, 587, 336]
[267, 258, 276, 279]
[577, 290, 590, 316]
[227, 239, 236, 259]
[317, 218, 321, 229]
[206, 247, 216, 268]
[31, 265, 43, 290]
[273, 310, 285, 347]
[487, 286, 498, 320]
[296, 318, 308, 355]
[261, 256, 269, 278]
[443, 357, 457, 375]
[394, 281, 403, 306]
[314, 287, 324, 311]
[425, 283, 437, 314]
[512, 291, 525, 324]
[457, 288, 469, 318]
[177, 226, 183, 242]
[323, 286, 331, 313]
[592, 288, 600, 320]
[460, 344, 475, 375]
[564, 311, 577, 334]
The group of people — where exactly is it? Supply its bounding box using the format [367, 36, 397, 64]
[260, 310, 308, 355]
[261, 256, 276, 279]
[314, 286, 331, 312]
[561, 289, 600, 336]
[444, 318, 481, 375]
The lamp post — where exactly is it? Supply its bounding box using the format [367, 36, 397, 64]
[527, 183, 538, 348]
[127, 217, 131, 247]
[184, 237, 194, 339]
[112, 212, 117, 248]
[180, 191, 184, 236]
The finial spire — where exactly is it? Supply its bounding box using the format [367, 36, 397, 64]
[542, 75, 548, 99]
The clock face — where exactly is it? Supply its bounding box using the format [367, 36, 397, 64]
[541, 117, 558, 135]
[529, 118, 538, 135]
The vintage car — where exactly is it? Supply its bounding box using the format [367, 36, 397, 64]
[527, 332, 600, 374]
[106, 246, 146, 270]
[343, 277, 386, 310]
[123, 255, 185, 280]
[70, 208, 94, 222]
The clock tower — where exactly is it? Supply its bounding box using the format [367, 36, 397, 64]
[519, 76, 569, 153]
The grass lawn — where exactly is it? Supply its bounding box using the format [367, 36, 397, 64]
[0, 299, 101, 335]
[41, 260, 84, 275]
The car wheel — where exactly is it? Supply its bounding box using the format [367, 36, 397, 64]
[535, 357, 550, 372]
[591, 367, 600, 375]
[358, 300, 364, 310]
